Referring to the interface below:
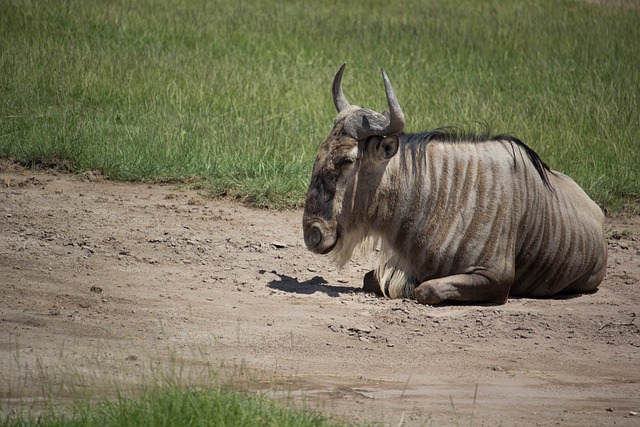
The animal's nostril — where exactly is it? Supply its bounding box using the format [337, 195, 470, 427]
[305, 225, 323, 249]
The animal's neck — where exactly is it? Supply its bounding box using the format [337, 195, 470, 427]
[369, 141, 435, 238]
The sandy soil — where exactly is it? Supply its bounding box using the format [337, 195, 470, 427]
[1, 165, 639, 426]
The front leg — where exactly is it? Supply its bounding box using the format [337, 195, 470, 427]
[362, 269, 383, 296]
[415, 270, 510, 305]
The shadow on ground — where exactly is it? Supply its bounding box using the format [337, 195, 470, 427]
[267, 272, 363, 297]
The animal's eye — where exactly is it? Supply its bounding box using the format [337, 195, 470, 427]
[338, 158, 355, 169]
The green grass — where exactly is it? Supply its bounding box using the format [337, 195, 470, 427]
[1, 347, 354, 427]
[3, 386, 347, 427]
[1, 0, 638, 209]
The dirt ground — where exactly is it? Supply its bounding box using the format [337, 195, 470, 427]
[0, 164, 638, 426]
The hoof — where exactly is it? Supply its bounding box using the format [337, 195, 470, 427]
[415, 284, 443, 305]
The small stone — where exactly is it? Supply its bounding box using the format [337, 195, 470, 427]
[349, 325, 372, 334]
[271, 241, 287, 249]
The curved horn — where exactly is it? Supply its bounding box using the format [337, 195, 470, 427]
[349, 69, 405, 139]
[332, 63, 350, 113]
[380, 68, 405, 135]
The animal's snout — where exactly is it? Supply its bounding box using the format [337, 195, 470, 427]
[304, 223, 323, 250]
[303, 221, 338, 254]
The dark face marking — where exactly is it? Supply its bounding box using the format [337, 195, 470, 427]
[302, 123, 360, 254]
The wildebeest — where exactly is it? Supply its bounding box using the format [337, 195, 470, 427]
[302, 64, 607, 305]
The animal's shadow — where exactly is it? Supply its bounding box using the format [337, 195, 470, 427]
[266, 271, 596, 303]
[267, 272, 363, 297]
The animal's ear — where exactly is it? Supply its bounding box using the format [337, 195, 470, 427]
[373, 135, 399, 162]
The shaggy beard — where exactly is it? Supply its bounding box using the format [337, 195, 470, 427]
[329, 225, 375, 268]
[330, 227, 417, 300]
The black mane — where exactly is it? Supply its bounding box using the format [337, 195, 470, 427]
[401, 126, 553, 189]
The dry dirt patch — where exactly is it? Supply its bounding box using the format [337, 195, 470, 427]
[1, 167, 639, 426]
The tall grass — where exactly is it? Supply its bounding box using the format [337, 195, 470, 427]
[3, 386, 347, 427]
[1, 0, 638, 209]
[1, 346, 351, 427]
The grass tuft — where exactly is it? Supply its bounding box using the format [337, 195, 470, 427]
[3, 386, 347, 427]
[1, 344, 353, 427]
